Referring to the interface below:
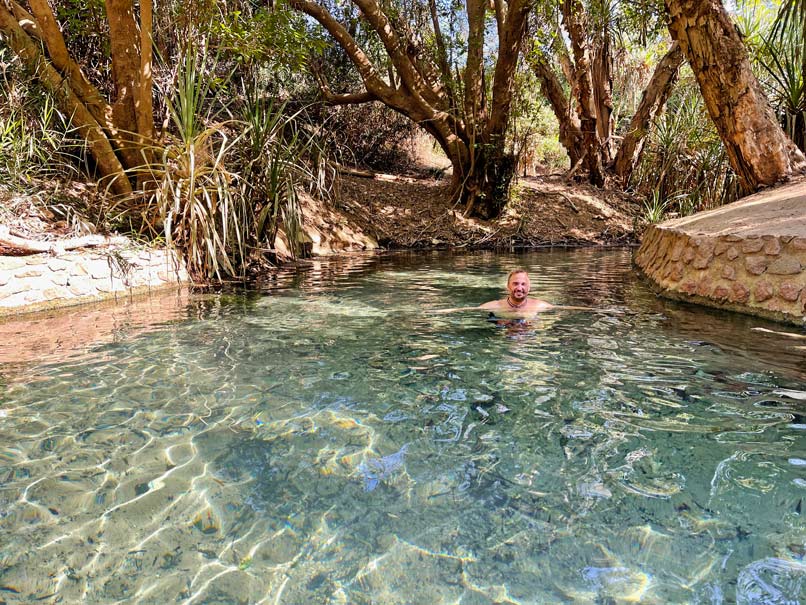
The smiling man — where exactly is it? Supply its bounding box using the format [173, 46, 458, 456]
[434, 268, 594, 318]
[478, 269, 554, 316]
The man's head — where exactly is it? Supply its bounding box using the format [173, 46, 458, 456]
[507, 269, 530, 302]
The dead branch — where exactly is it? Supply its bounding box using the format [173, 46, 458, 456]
[0, 225, 128, 255]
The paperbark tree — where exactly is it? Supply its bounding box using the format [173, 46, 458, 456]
[290, 0, 531, 219]
[528, 52, 584, 168]
[665, 0, 806, 190]
[563, 0, 606, 186]
[529, 4, 684, 186]
[0, 0, 154, 194]
[613, 42, 684, 182]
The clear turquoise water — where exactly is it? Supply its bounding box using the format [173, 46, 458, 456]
[1, 249, 806, 604]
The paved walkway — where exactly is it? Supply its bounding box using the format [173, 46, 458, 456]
[634, 180, 806, 325]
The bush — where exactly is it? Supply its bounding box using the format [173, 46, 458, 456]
[315, 102, 421, 172]
[632, 73, 739, 217]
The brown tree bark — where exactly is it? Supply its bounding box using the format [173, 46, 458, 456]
[591, 33, 614, 163]
[0, 5, 132, 196]
[106, 0, 144, 169]
[137, 0, 154, 152]
[24, 0, 133, 161]
[613, 42, 684, 183]
[528, 52, 584, 166]
[665, 0, 806, 190]
[562, 0, 605, 186]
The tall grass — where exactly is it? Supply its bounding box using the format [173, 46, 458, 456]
[0, 48, 76, 187]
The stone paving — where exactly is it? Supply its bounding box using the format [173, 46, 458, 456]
[0, 244, 188, 315]
[634, 180, 806, 326]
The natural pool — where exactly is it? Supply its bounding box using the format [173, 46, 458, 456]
[1, 248, 806, 604]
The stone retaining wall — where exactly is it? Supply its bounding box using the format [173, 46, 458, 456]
[635, 226, 806, 325]
[0, 245, 189, 315]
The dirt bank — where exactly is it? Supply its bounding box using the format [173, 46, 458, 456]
[330, 173, 638, 250]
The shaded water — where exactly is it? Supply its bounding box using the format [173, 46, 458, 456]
[1, 249, 806, 604]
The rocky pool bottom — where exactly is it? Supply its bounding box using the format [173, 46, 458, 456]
[0, 249, 805, 604]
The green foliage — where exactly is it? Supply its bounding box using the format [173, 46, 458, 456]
[54, 0, 109, 80]
[769, 0, 806, 41]
[107, 43, 331, 281]
[641, 190, 667, 223]
[136, 45, 245, 279]
[632, 75, 739, 217]
[0, 48, 77, 187]
[212, 3, 326, 74]
[759, 29, 806, 149]
[235, 83, 334, 259]
[508, 63, 568, 173]
[739, 0, 806, 151]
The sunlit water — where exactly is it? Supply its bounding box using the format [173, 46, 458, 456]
[2, 249, 806, 605]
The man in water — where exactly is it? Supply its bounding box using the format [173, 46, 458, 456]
[479, 268, 553, 316]
[436, 268, 591, 318]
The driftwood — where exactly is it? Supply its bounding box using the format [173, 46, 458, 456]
[336, 165, 425, 183]
[0, 225, 127, 255]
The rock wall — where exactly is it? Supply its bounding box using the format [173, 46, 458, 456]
[0, 245, 188, 315]
[635, 227, 806, 325]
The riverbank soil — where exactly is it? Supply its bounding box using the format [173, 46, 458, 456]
[331, 173, 638, 249]
[0, 171, 640, 259]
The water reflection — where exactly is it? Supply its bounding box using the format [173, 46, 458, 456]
[0, 249, 805, 604]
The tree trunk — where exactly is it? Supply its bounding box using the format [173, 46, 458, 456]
[137, 0, 154, 150]
[529, 54, 584, 166]
[562, 0, 605, 186]
[24, 0, 131, 163]
[106, 0, 144, 169]
[665, 0, 806, 190]
[457, 146, 517, 220]
[613, 42, 684, 183]
[0, 5, 132, 196]
[591, 32, 614, 163]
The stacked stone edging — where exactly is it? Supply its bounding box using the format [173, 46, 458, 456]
[635, 226, 806, 325]
[0, 244, 189, 315]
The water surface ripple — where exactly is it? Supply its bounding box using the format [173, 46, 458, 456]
[1, 249, 806, 604]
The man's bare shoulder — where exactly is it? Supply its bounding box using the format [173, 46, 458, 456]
[529, 299, 554, 311]
[480, 299, 506, 310]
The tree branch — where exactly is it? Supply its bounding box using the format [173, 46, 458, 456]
[352, 0, 444, 108]
[289, 0, 392, 99]
[613, 41, 683, 182]
[485, 0, 530, 139]
[325, 91, 377, 105]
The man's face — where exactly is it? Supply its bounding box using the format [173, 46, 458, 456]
[507, 272, 530, 301]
